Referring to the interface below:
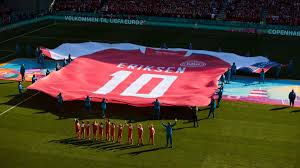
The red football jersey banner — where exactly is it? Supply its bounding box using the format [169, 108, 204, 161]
[28, 49, 230, 107]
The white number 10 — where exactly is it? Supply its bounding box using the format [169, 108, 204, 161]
[94, 70, 177, 98]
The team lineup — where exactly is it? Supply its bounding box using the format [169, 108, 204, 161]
[74, 118, 177, 147]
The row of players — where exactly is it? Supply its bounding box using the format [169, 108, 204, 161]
[74, 119, 156, 145]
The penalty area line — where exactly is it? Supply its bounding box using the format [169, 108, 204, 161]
[0, 92, 40, 117]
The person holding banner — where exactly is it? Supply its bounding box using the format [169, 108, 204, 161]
[231, 62, 237, 80]
[46, 69, 50, 76]
[190, 106, 199, 127]
[225, 68, 231, 84]
[32, 75, 37, 84]
[217, 85, 223, 108]
[36, 47, 41, 64]
[63, 58, 67, 67]
[85, 96, 91, 113]
[56, 62, 60, 71]
[161, 119, 177, 148]
[20, 64, 25, 81]
[67, 54, 72, 64]
[101, 98, 107, 118]
[208, 97, 216, 119]
[152, 99, 160, 120]
[289, 90, 296, 107]
[18, 82, 23, 96]
[57, 93, 63, 119]
[259, 69, 265, 84]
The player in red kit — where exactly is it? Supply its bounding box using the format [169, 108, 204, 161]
[110, 123, 116, 142]
[80, 121, 85, 139]
[127, 123, 133, 144]
[75, 119, 80, 139]
[137, 124, 144, 146]
[98, 122, 104, 141]
[117, 124, 124, 144]
[148, 124, 155, 145]
[85, 121, 91, 140]
[92, 121, 98, 140]
[105, 119, 110, 142]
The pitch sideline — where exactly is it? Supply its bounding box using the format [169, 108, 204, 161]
[0, 92, 40, 117]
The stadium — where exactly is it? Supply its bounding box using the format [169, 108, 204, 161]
[0, 0, 299, 167]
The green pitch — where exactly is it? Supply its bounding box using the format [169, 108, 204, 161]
[0, 21, 299, 168]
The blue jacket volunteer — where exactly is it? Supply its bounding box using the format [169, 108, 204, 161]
[152, 99, 160, 120]
[161, 119, 177, 148]
[101, 98, 107, 118]
[208, 97, 216, 119]
[289, 90, 296, 107]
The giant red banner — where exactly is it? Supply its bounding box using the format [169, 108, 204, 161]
[28, 49, 230, 107]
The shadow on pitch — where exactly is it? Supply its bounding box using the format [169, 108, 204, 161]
[127, 147, 166, 156]
[2, 91, 193, 120]
[0, 81, 15, 85]
[49, 137, 143, 151]
[291, 109, 300, 113]
[270, 106, 289, 111]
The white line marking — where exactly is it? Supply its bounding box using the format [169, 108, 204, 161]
[0, 49, 15, 52]
[0, 92, 40, 117]
[0, 53, 15, 61]
[0, 23, 56, 45]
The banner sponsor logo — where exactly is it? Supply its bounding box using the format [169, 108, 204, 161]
[64, 16, 145, 25]
[180, 60, 206, 68]
[267, 29, 300, 37]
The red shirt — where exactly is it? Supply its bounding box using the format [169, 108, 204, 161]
[149, 127, 155, 137]
[106, 122, 110, 133]
[99, 124, 104, 134]
[75, 122, 80, 132]
[138, 127, 143, 137]
[128, 126, 133, 137]
[85, 124, 90, 135]
[118, 127, 123, 136]
[92, 123, 98, 133]
[111, 125, 115, 135]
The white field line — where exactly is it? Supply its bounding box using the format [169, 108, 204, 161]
[0, 49, 15, 52]
[0, 52, 15, 61]
[0, 92, 40, 117]
[0, 23, 56, 45]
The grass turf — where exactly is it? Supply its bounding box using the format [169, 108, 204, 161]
[0, 21, 300, 168]
[0, 80, 299, 168]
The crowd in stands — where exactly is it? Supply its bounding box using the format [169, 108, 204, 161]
[0, 5, 12, 25]
[266, 0, 300, 26]
[53, 0, 101, 13]
[53, 0, 221, 20]
[1, 0, 300, 26]
[0, 4, 48, 26]
[224, 0, 265, 23]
